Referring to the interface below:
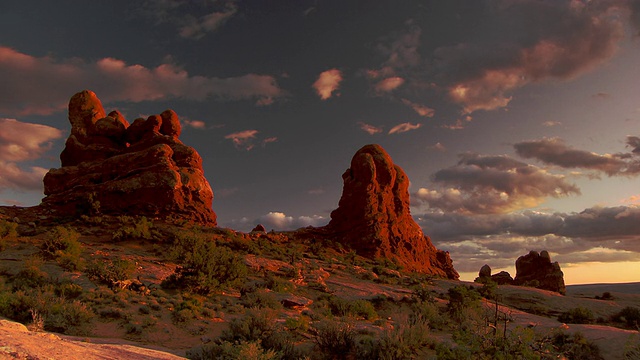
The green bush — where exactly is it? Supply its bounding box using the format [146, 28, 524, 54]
[41, 226, 83, 270]
[351, 299, 378, 320]
[187, 340, 280, 360]
[558, 307, 595, 324]
[112, 216, 155, 241]
[241, 289, 282, 310]
[163, 232, 247, 295]
[313, 319, 356, 359]
[0, 220, 18, 250]
[447, 285, 481, 322]
[362, 315, 433, 360]
[85, 258, 136, 285]
[614, 306, 640, 328]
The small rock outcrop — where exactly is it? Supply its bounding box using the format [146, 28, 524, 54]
[476, 264, 514, 285]
[252, 224, 267, 233]
[324, 144, 458, 279]
[42, 90, 216, 225]
[514, 250, 565, 295]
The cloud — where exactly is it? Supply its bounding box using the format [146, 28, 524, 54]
[430, 142, 446, 152]
[433, 1, 631, 113]
[261, 137, 278, 146]
[388, 122, 421, 134]
[374, 77, 405, 93]
[416, 205, 640, 272]
[183, 119, 207, 129]
[223, 211, 328, 232]
[358, 122, 382, 135]
[225, 130, 258, 150]
[0, 47, 284, 116]
[441, 119, 465, 130]
[313, 69, 343, 100]
[401, 99, 434, 117]
[179, 6, 237, 39]
[416, 153, 580, 214]
[542, 121, 562, 127]
[0, 118, 63, 192]
[513, 137, 640, 176]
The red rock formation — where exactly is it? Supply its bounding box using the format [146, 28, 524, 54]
[514, 250, 565, 294]
[324, 144, 458, 279]
[42, 90, 216, 225]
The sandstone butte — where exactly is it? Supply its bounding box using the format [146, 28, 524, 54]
[41, 90, 217, 225]
[322, 144, 459, 279]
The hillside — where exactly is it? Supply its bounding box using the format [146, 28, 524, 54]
[0, 208, 639, 359]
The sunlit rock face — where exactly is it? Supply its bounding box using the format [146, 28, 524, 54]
[42, 90, 217, 225]
[514, 250, 566, 295]
[325, 144, 459, 279]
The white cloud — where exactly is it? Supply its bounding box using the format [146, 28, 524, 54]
[0, 47, 284, 116]
[388, 122, 421, 134]
[258, 212, 328, 231]
[313, 69, 342, 100]
[401, 99, 435, 117]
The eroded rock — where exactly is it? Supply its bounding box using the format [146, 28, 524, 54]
[514, 250, 565, 295]
[323, 144, 459, 279]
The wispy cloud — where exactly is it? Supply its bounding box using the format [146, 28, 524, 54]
[374, 77, 405, 93]
[225, 129, 258, 150]
[401, 99, 434, 117]
[388, 122, 421, 134]
[179, 5, 237, 39]
[358, 122, 382, 135]
[182, 119, 207, 129]
[0, 47, 284, 116]
[313, 69, 342, 100]
[542, 121, 562, 127]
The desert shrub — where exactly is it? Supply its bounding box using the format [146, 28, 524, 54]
[41, 226, 83, 270]
[359, 313, 433, 360]
[412, 284, 436, 303]
[551, 331, 603, 359]
[11, 257, 49, 290]
[412, 300, 447, 331]
[85, 258, 135, 285]
[614, 306, 640, 329]
[351, 299, 378, 320]
[265, 274, 295, 293]
[596, 291, 613, 300]
[313, 319, 356, 359]
[447, 285, 481, 322]
[558, 307, 595, 324]
[285, 315, 310, 332]
[187, 340, 280, 360]
[112, 216, 155, 241]
[164, 232, 247, 294]
[124, 322, 143, 335]
[98, 307, 125, 320]
[44, 298, 93, 335]
[0, 220, 18, 250]
[241, 289, 282, 310]
[54, 282, 83, 299]
[223, 309, 278, 343]
[624, 335, 640, 359]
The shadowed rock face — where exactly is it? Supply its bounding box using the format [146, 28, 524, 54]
[514, 250, 565, 295]
[42, 90, 217, 225]
[325, 144, 459, 279]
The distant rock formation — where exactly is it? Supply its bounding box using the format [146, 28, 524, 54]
[42, 90, 217, 225]
[476, 264, 514, 285]
[251, 224, 267, 233]
[323, 144, 459, 279]
[514, 250, 565, 295]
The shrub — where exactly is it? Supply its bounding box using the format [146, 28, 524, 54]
[112, 216, 155, 241]
[241, 289, 282, 310]
[351, 299, 378, 320]
[285, 315, 310, 332]
[187, 340, 280, 360]
[447, 285, 481, 322]
[41, 226, 83, 270]
[558, 307, 595, 324]
[313, 319, 356, 359]
[614, 307, 640, 329]
[85, 258, 135, 285]
[362, 314, 433, 360]
[163, 232, 247, 294]
[0, 220, 18, 250]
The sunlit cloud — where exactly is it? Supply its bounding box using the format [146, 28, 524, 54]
[401, 99, 435, 117]
[225, 129, 258, 150]
[358, 122, 382, 135]
[416, 153, 580, 214]
[374, 77, 405, 93]
[183, 119, 207, 129]
[313, 69, 342, 100]
[262, 137, 278, 146]
[223, 211, 328, 232]
[0, 47, 284, 116]
[430, 142, 446, 152]
[388, 122, 421, 134]
[179, 6, 237, 39]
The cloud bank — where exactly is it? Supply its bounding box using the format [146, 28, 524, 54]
[0, 47, 284, 116]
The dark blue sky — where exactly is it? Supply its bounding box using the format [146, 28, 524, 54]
[2, 0, 640, 283]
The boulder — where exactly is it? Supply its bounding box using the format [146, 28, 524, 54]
[323, 144, 458, 279]
[491, 271, 514, 285]
[479, 264, 492, 279]
[42, 90, 216, 226]
[513, 250, 565, 294]
[252, 224, 267, 233]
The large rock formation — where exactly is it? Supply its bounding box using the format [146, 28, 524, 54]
[324, 144, 458, 279]
[514, 250, 565, 295]
[42, 90, 217, 225]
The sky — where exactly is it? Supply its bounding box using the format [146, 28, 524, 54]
[2, 0, 640, 285]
